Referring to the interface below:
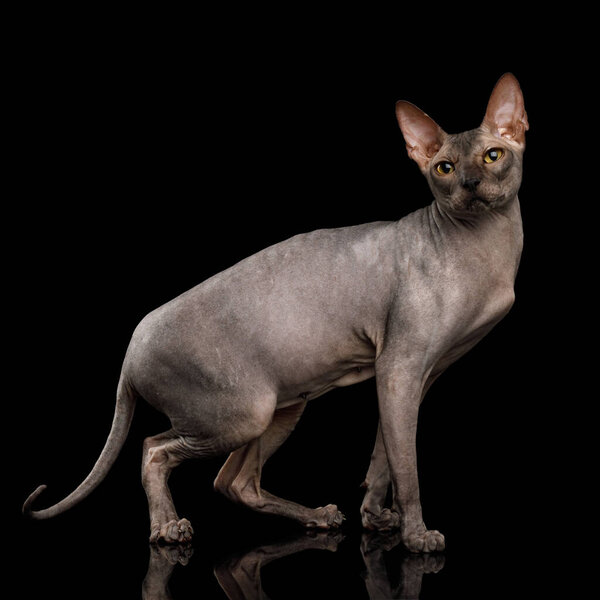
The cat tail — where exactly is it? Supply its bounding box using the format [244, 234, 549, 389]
[22, 374, 137, 520]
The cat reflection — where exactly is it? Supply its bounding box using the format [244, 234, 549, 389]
[142, 542, 193, 600]
[360, 532, 444, 599]
[142, 531, 444, 600]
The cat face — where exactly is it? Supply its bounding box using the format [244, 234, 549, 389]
[396, 73, 528, 215]
[424, 127, 524, 213]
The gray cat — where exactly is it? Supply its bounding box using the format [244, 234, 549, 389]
[24, 73, 527, 553]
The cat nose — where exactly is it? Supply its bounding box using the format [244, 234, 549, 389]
[462, 177, 481, 192]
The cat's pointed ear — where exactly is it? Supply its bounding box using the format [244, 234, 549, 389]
[481, 73, 529, 146]
[395, 101, 446, 170]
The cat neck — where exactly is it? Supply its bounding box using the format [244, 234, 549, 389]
[415, 194, 524, 284]
[424, 194, 524, 270]
[430, 193, 522, 233]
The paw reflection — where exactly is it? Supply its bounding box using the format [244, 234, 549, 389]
[361, 531, 445, 599]
[142, 530, 444, 599]
[142, 543, 193, 600]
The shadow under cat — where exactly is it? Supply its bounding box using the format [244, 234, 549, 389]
[142, 530, 444, 600]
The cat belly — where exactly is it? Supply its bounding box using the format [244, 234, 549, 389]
[276, 362, 376, 408]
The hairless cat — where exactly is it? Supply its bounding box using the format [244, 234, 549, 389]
[24, 73, 527, 553]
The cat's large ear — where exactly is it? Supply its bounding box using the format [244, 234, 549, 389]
[395, 101, 446, 170]
[481, 73, 529, 146]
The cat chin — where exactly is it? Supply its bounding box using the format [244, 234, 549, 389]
[468, 196, 495, 211]
[445, 193, 508, 214]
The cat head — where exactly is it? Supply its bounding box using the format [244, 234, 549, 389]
[396, 73, 528, 215]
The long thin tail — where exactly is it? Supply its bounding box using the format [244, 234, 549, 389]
[22, 375, 137, 520]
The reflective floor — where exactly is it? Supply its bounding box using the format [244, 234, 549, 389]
[144, 530, 444, 599]
[17, 507, 580, 600]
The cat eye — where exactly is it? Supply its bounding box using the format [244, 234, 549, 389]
[483, 148, 504, 163]
[435, 161, 455, 175]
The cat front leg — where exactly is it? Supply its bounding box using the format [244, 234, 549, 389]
[360, 422, 400, 531]
[375, 352, 445, 553]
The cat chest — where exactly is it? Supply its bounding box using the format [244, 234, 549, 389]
[431, 283, 515, 370]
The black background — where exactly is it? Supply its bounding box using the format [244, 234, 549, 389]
[11, 10, 594, 599]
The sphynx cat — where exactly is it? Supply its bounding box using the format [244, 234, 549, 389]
[24, 73, 527, 553]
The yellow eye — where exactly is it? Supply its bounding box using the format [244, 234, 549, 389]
[435, 161, 455, 175]
[484, 148, 504, 163]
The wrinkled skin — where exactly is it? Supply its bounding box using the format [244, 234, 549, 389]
[23, 74, 527, 553]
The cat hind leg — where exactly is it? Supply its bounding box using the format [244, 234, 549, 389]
[214, 401, 345, 529]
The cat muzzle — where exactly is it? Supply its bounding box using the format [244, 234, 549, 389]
[461, 177, 481, 192]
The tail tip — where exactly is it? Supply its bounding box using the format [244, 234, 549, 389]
[22, 484, 48, 518]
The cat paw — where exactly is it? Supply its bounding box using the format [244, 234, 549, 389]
[403, 529, 445, 553]
[304, 504, 345, 529]
[361, 507, 401, 531]
[149, 518, 194, 545]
